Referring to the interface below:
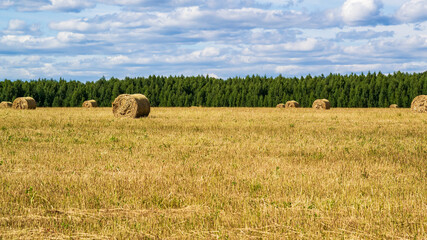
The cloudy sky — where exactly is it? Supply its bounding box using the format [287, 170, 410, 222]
[0, 0, 426, 81]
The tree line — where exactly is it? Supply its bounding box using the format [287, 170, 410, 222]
[0, 72, 426, 108]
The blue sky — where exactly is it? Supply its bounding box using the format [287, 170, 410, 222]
[0, 0, 426, 81]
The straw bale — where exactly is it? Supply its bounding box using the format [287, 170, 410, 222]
[285, 100, 300, 108]
[0, 101, 12, 108]
[82, 100, 98, 108]
[12, 97, 36, 110]
[312, 99, 331, 110]
[112, 94, 150, 118]
[411, 95, 427, 113]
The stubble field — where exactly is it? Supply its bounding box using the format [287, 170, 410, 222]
[0, 107, 426, 239]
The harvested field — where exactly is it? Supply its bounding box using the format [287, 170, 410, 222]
[0, 107, 426, 239]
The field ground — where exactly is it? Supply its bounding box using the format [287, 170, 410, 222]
[0, 107, 426, 239]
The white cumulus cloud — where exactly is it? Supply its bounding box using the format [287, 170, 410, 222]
[0, 0, 95, 12]
[56, 32, 86, 42]
[341, 0, 383, 25]
[40, 0, 95, 12]
[3, 19, 40, 35]
[395, 0, 427, 22]
[8, 19, 27, 30]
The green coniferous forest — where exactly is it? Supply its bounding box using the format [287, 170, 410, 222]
[1, 71, 426, 108]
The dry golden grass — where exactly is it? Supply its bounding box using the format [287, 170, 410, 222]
[0, 107, 426, 239]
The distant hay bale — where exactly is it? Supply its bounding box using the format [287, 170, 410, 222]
[389, 104, 398, 108]
[112, 94, 150, 118]
[0, 101, 12, 108]
[276, 103, 285, 108]
[312, 99, 331, 110]
[411, 95, 427, 113]
[12, 97, 36, 110]
[82, 100, 98, 108]
[285, 100, 300, 108]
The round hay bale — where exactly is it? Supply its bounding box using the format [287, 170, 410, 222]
[411, 95, 427, 113]
[82, 100, 98, 108]
[312, 99, 331, 110]
[389, 104, 398, 108]
[12, 97, 36, 110]
[285, 100, 300, 108]
[0, 101, 12, 108]
[276, 103, 285, 108]
[112, 94, 150, 118]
